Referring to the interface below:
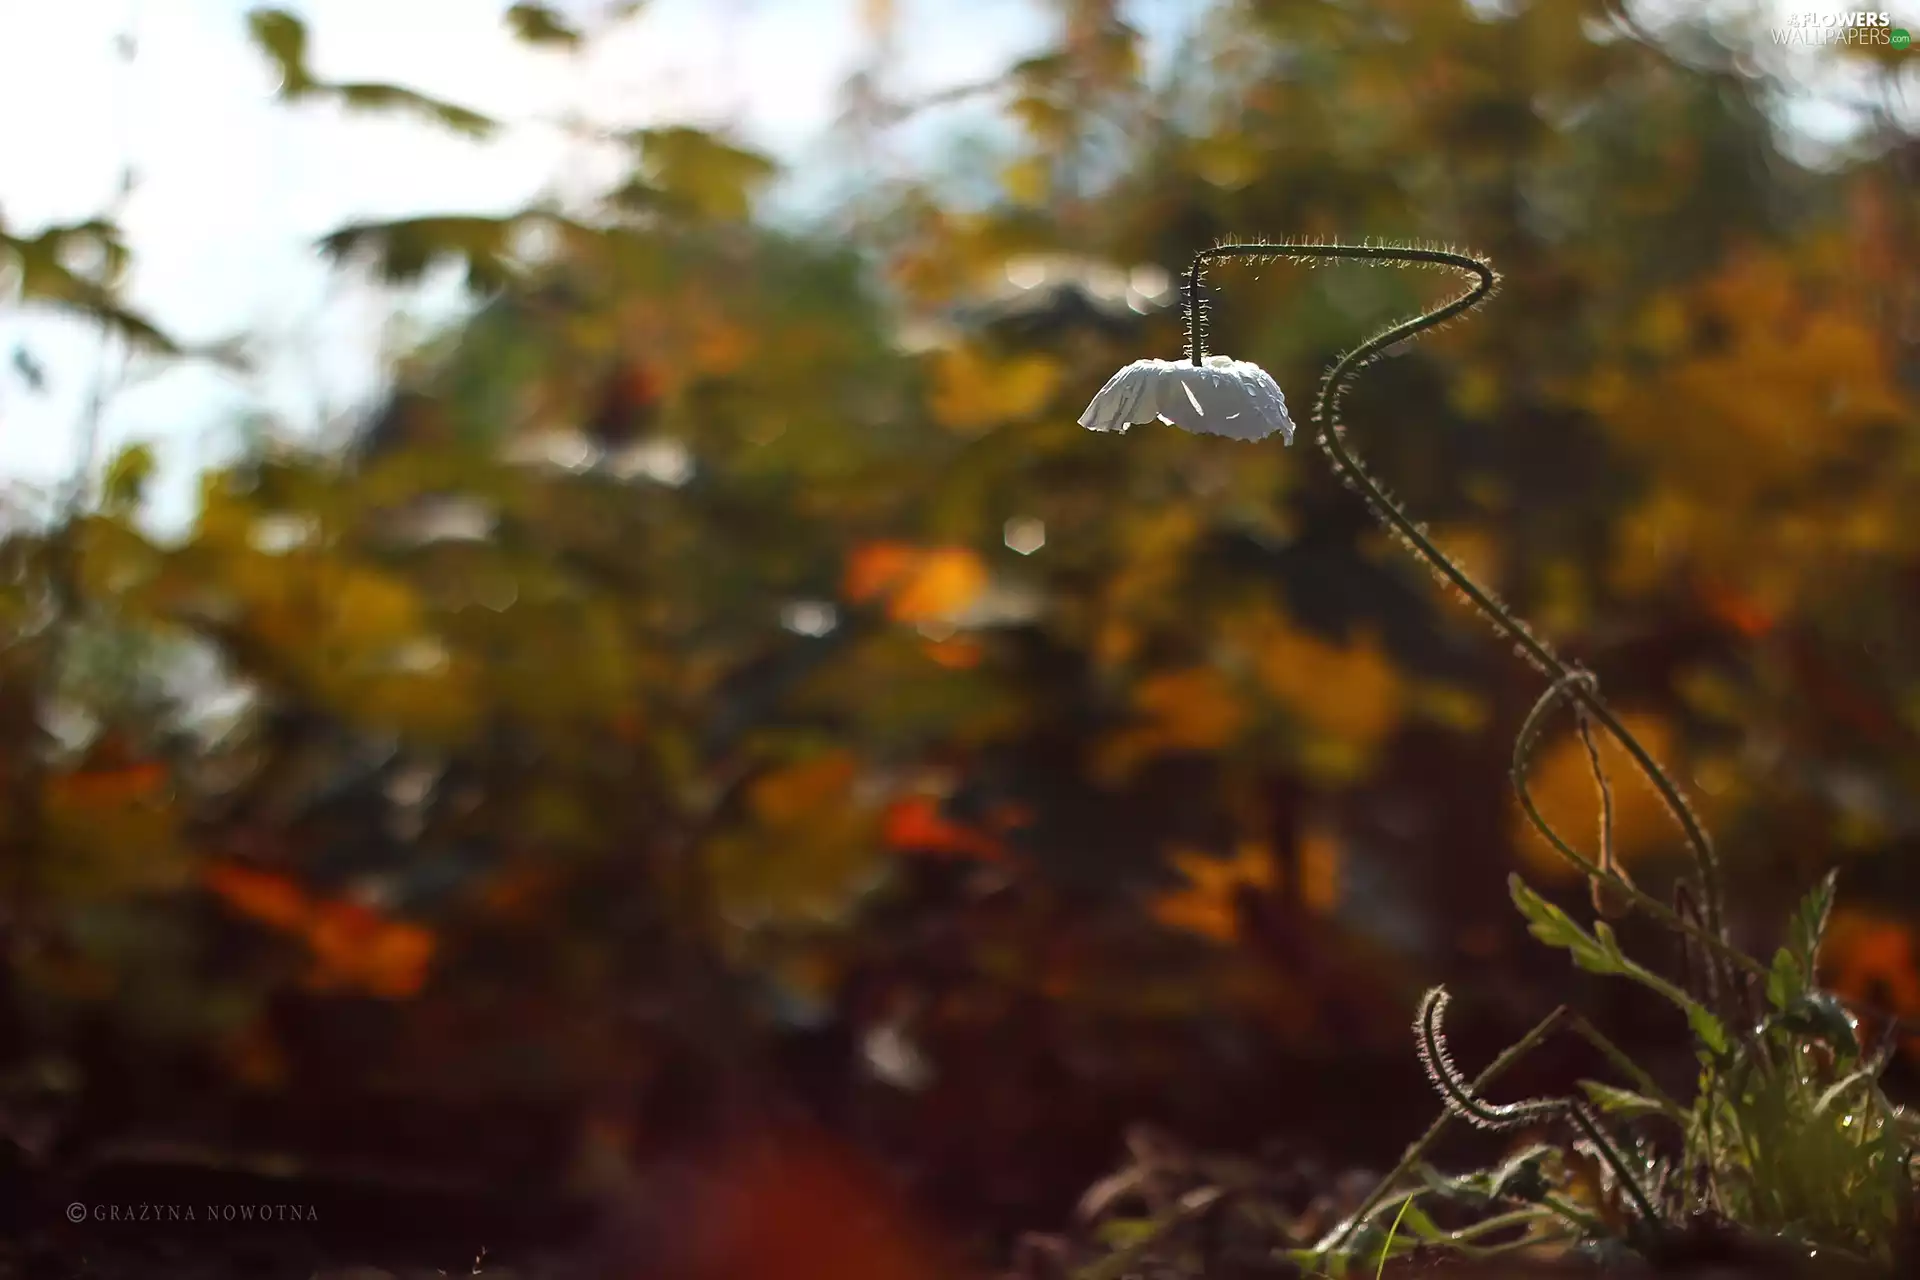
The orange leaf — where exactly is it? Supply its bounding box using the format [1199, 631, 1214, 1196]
[1151, 843, 1275, 943]
[303, 900, 437, 1000]
[844, 541, 919, 603]
[1823, 910, 1920, 1017]
[206, 862, 434, 999]
[1095, 667, 1246, 781]
[882, 795, 1004, 862]
[205, 863, 313, 932]
[843, 542, 988, 624]
[890, 548, 987, 623]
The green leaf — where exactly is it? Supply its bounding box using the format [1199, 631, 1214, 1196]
[1510, 875, 1620, 975]
[1788, 869, 1839, 978]
[626, 126, 779, 222]
[1387, 1198, 1447, 1243]
[1767, 945, 1803, 1014]
[1510, 875, 1729, 1057]
[505, 2, 583, 48]
[1684, 1003, 1729, 1057]
[1579, 1080, 1667, 1120]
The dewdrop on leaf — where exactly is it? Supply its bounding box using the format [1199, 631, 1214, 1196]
[1078, 356, 1295, 444]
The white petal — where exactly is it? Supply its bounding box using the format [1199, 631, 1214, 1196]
[1077, 356, 1293, 444]
[1077, 360, 1152, 433]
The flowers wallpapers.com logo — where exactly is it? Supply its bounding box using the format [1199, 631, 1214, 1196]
[1772, 10, 1911, 45]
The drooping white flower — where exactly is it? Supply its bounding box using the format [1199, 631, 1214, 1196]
[1078, 355, 1294, 444]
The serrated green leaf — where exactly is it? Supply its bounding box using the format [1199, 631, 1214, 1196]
[1510, 875, 1619, 974]
[1592, 919, 1628, 963]
[1684, 1004, 1729, 1056]
[1512, 875, 1729, 1056]
[1789, 869, 1838, 977]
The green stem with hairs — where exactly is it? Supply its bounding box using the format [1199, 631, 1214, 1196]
[1183, 240, 1724, 944]
[1321, 1003, 1570, 1254]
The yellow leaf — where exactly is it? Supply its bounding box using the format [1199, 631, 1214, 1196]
[1152, 842, 1275, 943]
[928, 345, 1060, 434]
[1096, 667, 1246, 783]
[1246, 612, 1405, 749]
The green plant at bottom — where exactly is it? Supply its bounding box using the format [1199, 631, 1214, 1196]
[1073, 241, 1920, 1277]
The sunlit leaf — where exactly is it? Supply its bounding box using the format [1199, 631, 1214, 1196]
[624, 126, 779, 221]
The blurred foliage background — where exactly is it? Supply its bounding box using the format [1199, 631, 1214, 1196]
[1, 0, 1917, 1274]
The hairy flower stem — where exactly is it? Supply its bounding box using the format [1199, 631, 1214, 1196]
[1417, 988, 1661, 1238]
[1183, 241, 1724, 945]
[1321, 1003, 1570, 1255]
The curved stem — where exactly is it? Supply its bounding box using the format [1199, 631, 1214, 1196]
[1322, 1002, 1572, 1255]
[1183, 241, 1723, 943]
[1417, 987, 1661, 1240]
[1512, 678, 1764, 986]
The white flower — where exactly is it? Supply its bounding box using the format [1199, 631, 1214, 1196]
[1078, 355, 1294, 444]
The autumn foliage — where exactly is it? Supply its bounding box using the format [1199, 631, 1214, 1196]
[1, 0, 1916, 1275]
